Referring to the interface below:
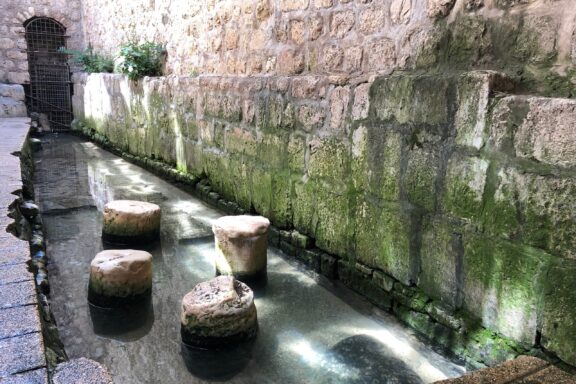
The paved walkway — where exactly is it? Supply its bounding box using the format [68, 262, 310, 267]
[0, 117, 48, 382]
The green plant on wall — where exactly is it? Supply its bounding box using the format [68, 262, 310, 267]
[59, 46, 114, 73]
[115, 41, 166, 80]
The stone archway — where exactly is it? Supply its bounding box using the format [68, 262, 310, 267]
[24, 17, 72, 131]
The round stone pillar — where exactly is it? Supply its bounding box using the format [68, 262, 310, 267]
[102, 200, 161, 245]
[180, 276, 258, 348]
[88, 249, 153, 307]
[212, 215, 270, 281]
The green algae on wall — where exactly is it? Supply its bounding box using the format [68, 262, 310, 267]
[72, 57, 576, 370]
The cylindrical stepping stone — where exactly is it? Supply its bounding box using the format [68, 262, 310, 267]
[88, 249, 153, 307]
[212, 215, 270, 281]
[102, 200, 161, 245]
[180, 275, 258, 348]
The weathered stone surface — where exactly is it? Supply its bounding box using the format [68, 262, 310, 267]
[442, 154, 489, 220]
[351, 83, 370, 120]
[372, 74, 451, 125]
[0, 84, 25, 101]
[0, 280, 37, 309]
[419, 218, 462, 308]
[88, 249, 153, 301]
[0, 332, 45, 376]
[53, 358, 113, 384]
[181, 276, 257, 347]
[513, 97, 576, 168]
[0, 305, 41, 340]
[355, 201, 415, 285]
[212, 215, 270, 278]
[0, 263, 33, 286]
[485, 167, 576, 259]
[427, 0, 456, 18]
[541, 261, 576, 367]
[0, 368, 48, 384]
[462, 236, 550, 345]
[102, 200, 161, 243]
[455, 71, 514, 149]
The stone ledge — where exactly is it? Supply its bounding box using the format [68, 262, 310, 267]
[435, 355, 575, 383]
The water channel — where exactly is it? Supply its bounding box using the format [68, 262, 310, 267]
[34, 134, 465, 383]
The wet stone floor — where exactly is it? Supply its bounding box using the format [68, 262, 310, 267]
[35, 134, 465, 384]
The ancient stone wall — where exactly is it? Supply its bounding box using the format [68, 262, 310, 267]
[70, 0, 576, 370]
[0, 0, 83, 84]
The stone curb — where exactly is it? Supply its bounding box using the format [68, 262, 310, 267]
[0, 118, 112, 383]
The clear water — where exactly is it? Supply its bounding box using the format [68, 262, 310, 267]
[35, 134, 465, 384]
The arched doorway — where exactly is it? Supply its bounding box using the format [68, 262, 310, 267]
[24, 17, 73, 131]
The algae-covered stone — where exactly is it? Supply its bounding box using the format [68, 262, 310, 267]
[371, 74, 451, 125]
[541, 260, 576, 367]
[462, 235, 551, 345]
[181, 276, 258, 348]
[485, 166, 576, 259]
[292, 179, 318, 237]
[88, 249, 153, 307]
[419, 217, 463, 309]
[354, 200, 415, 285]
[351, 125, 401, 201]
[307, 138, 350, 182]
[442, 154, 489, 221]
[212, 215, 270, 280]
[314, 184, 352, 257]
[102, 200, 161, 244]
[403, 145, 441, 211]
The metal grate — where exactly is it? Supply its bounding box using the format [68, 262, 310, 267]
[25, 17, 73, 132]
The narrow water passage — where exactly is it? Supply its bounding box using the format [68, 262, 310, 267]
[35, 134, 465, 384]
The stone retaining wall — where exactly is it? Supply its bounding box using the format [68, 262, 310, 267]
[72, 68, 576, 369]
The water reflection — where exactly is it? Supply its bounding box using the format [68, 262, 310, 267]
[89, 298, 155, 342]
[180, 339, 256, 381]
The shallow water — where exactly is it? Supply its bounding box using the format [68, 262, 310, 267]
[35, 134, 465, 384]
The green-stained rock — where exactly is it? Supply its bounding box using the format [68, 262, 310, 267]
[371, 74, 452, 125]
[257, 133, 288, 169]
[251, 167, 272, 217]
[270, 171, 293, 228]
[354, 199, 416, 285]
[225, 127, 257, 157]
[419, 217, 463, 309]
[307, 138, 350, 182]
[351, 125, 401, 201]
[541, 260, 576, 367]
[403, 145, 441, 212]
[292, 179, 318, 238]
[462, 235, 552, 345]
[442, 154, 489, 221]
[287, 134, 306, 172]
[314, 184, 352, 257]
[485, 166, 576, 259]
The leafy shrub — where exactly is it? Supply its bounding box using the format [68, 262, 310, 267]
[115, 41, 166, 80]
[60, 46, 114, 73]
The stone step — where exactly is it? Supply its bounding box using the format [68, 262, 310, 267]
[435, 356, 576, 384]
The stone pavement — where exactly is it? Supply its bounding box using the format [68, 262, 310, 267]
[436, 355, 576, 383]
[0, 117, 48, 382]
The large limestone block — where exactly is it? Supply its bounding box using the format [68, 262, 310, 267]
[180, 276, 258, 348]
[102, 200, 161, 244]
[212, 215, 270, 280]
[88, 249, 153, 307]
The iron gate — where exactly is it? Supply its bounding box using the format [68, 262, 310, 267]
[25, 17, 73, 132]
